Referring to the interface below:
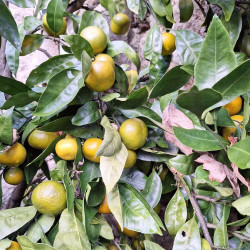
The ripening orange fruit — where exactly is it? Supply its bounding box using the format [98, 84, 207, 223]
[4, 167, 24, 185]
[82, 138, 102, 163]
[223, 96, 242, 116]
[162, 32, 176, 55]
[98, 194, 111, 214]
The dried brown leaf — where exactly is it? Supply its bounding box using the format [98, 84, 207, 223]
[231, 163, 250, 192]
[223, 165, 240, 197]
[228, 136, 238, 146]
[195, 154, 226, 182]
[162, 104, 193, 155]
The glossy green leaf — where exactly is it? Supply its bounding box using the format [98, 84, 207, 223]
[119, 183, 164, 234]
[5, 40, 19, 76]
[63, 168, 75, 212]
[46, 0, 64, 34]
[149, 55, 171, 86]
[164, 1, 174, 23]
[20, 34, 44, 56]
[0, 239, 11, 249]
[165, 188, 187, 237]
[144, 24, 162, 61]
[150, 66, 191, 98]
[61, 35, 94, 59]
[235, 52, 247, 65]
[232, 196, 250, 216]
[137, 149, 171, 162]
[100, 0, 115, 18]
[173, 216, 201, 250]
[107, 184, 123, 230]
[87, 184, 105, 207]
[175, 30, 203, 65]
[114, 0, 126, 12]
[211, 60, 250, 109]
[114, 65, 128, 97]
[0, 107, 13, 145]
[148, 0, 166, 17]
[26, 54, 78, 88]
[95, 116, 122, 157]
[34, 69, 84, 116]
[0, 206, 37, 239]
[173, 127, 228, 151]
[242, 93, 250, 140]
[169, 154, 195, 175]
[144, 240, 165, 250]
[214, 205, 230, 247]
[0, 0, 20, 50]
[27, 135, 65, 166]
[54, 209, 91, 250]
[26, 215, 55, 243]
[38, 117, 74, 132]
[81, 50, 92, 81]
[7, 0, 35, 8]
[72, 101, 101, 126]
[116, 87, 148, 109]
[79, 10, 109, 38]
[0, 76, 30, 95]
[107, 41, 140, 70]
[80, 161, 101, 194]
[1, 91, 40, 109]
[176, 86, 222, 118]
[24, 16, 42, 31]
[94, 214, 114, 240]
[207, 0, 234, 21]
[179, 0, 193, 22]
[100, 143, 128, 192]
[142, 170, 162, 208]
[228, 137, 250, 169]
[227, 217, 250, 227]
[17, 236, 56, 250]
[101, 93, 120, 102]
[221, 9, 242, 48]
[214, 108, 235, 127]
[194, 16, 237, 90]
[120, 170, 146, 190]
[138, 0, 147, 21]
[127, 0, 139, 14]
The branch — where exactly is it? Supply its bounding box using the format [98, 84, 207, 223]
[44, 35, 68, 47]
[169, 169, 214, 248]
[193, 0, 206, 17]
[66, 0, 86, 13]
[38, 48, 52, 58]
[7, 181, 27, 208]
[207, 223, 250, 243]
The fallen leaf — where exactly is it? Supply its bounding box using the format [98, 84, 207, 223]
[163, 104, 193, 155]
[195, 154, 226, 182]
[231, 163, 250, 192]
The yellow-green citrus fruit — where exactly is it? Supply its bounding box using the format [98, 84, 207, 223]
[117, 224, 139, 237]
[85, 60, 115, 92]
[82, 138, 102, 163]
[28, 130, 59, 150]
[4, 167, 24, 185]
[6, 241, 21, 250]
[126, 69, 138, 94]
[154, 202, 161, 214]
[80, 26, 107, 54]
[110, 13, 130, 35]
[31, 180, 67, 216]
[201, 238, 211, 250]
[95, 53, 115, 68]
[98, 194, 111, 214]
[119, 118, 148, 150]
[55, 137, 77, 160]
[223, 96, 242, 116]
[162, 32, 176, 55]
[159, 168, 169, 181]
[0, 143, 27, 167]
[42, 14, 67, 37]
[222, 115, 244, 142]
[124, 149, 137, 169]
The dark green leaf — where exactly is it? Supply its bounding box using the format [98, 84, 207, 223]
[72, 101, 101, 126]
[137, 149, 171, 162]
[194, 16, 237, 90]
[100, 0, 115, 18]
[116, 87, 148, 109]
[0, 107, 13, 145]
[228, 137, 250, 169]
[175, 30, 203, 65]
[107, 41, 140, 70]
[232, 196, 250, 216]
[38, 117, 74, 132]
[81, 50, 92, 80]
[0, 0, 20, 50]
[207, 0, 234, 21]
[24, 16, 42, 31]
[20, 34, 44, 56]
[150, 66, 191, 98]
[114, 65, 128, 97]
[5, 40, 19, 76]
[221, 9, 242, 48]
[176, 86, 222, 118]
[0, 76, 30, 95]
[138, 0, 147, 21]
[169, 154, 196, 175]
[34, 69, 84, 116]
[173, 127, 228, 151]
[173, 216, 201, 250]
[179, 0, 193, 23]
[46, 0, 64, 34]
[26, 54, 78, 88]
[165, 188, 187, 236]
[148, 0, 165, 17]
[61, 35, 94, 59]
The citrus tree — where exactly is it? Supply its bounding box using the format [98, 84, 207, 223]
[0, 0, 250, 249]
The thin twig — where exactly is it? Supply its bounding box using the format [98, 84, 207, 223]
[27, 25, 42, 35]
[193, 0, 206, 17]
[113, 240, 122, 250]
[169, 168, 214, 248]
[194, 194, 221, 203]
[44, 35, 69, 47]
[207, 223, 250, 243]
[235, 1, 250, 4]
[66, 0, 86, 13]
[38, 48, 52, 58]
